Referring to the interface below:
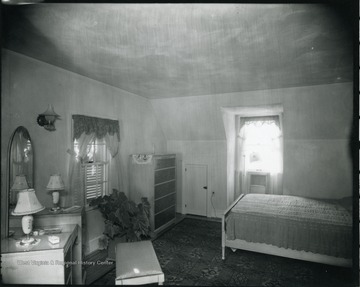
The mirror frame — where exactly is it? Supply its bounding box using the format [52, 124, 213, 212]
[7, 126, 34, 237]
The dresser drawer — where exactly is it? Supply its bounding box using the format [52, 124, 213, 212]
[155, 157, 175, 170]
[155, 180, 176, 199]
[155, 168, 175, 184]
[154, 206, 176, 230]
[155, 193, 176, 214]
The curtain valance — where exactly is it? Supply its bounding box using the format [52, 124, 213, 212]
[72, 115, 120, 141]
[239, 115, 280, 130]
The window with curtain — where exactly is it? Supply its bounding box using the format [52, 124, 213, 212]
[74, 138, 109, 204]
[240, 116, 282, 173]
[235, 115, 283, 196]
[67, 115, 121, 207]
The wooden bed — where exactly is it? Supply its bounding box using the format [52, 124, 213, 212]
[222, 194, 352, 267]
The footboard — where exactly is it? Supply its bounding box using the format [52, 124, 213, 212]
[222, 194, 245, 260]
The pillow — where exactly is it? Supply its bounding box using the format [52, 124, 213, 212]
[337, 196, 353, 213]
[320, 196, 353, 214]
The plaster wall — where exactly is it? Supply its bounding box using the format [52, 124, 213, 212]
[168, 140, 227, 217]
[1, 49, 167, 249]
[152, 82, 353, 215]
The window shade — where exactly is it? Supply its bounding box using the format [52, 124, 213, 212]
[82, 162, 108, 200]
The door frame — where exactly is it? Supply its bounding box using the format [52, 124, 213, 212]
[182, 163, 209, 217]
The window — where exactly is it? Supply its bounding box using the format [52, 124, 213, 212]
[221, 105, 284, 202]
[74, 138, 109, 204]
[240, 116, 281, 173]
[68, 114, 120, 207]
[237, 115, 283, 195]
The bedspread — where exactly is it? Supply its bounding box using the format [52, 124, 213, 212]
[226, 194, 352, 258]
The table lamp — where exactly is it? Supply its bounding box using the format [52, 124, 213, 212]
[11, 188, 45, 244]
[10, 174, 30, 207]
[47, 174, 65, 211]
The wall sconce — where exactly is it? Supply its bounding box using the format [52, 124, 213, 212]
[37, 104, 60, 131]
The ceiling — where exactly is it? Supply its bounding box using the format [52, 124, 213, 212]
[2, 3, 353, 99]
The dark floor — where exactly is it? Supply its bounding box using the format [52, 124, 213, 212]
[92, 217, 355, 286]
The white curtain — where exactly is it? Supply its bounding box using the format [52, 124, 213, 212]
[235, 115, 283, 195]
[272, 115, 284, 195]
[104, 133, 123, 195]
[66, 132, 95, 207]
[66, 115, 121, 207]
[235, 117, 246, 198]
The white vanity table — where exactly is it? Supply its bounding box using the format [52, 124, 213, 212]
[4, 127, 86, 284]
[2, 224, 78, 284]
[7, 208, 85, 284]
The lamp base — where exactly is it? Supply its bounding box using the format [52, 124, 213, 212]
[50, 206, 62, 212]
[51, 190, 61, 212]
[20, 236, 35, 245]
[17, 238, 41, 247]
[21, 215, 34, 244]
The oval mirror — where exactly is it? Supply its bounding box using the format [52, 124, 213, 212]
[8, 126, 34, 230]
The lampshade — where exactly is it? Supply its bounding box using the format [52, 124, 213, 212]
[42, 104, 60, 122]
[11, 175, 29, 191]
[47, 174, 65, 190]
[12, 189, 45, 216]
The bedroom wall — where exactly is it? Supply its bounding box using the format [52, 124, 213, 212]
[1, 49, 167, 251]
[167, 140, 227, 217]
[151, 82, 353, 216]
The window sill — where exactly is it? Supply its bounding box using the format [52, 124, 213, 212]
[85, 205, 99, 212]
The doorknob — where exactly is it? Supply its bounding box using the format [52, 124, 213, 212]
[203, 186, 207, 189]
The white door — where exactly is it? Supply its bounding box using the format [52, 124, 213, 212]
[184, 164, 208, 216]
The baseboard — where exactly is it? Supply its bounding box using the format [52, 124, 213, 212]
[209, 209, 225, 219]
[185, 214, 221, 222]
[175, 211, 224, 221]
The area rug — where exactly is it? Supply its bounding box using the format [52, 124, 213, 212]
[92, 218, 353, 286]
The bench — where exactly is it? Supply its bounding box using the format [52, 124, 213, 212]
[115, 241, 164, 285]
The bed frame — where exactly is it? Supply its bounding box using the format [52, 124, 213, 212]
[221, 194, 352, 267]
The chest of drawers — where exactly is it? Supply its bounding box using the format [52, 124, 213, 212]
[129, 154, 176, 235]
